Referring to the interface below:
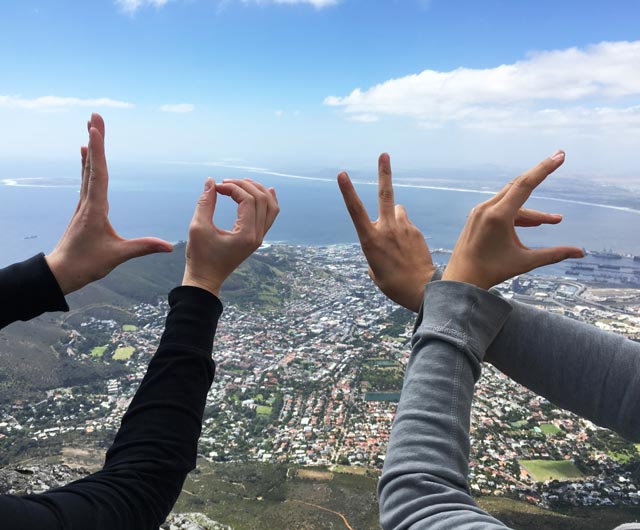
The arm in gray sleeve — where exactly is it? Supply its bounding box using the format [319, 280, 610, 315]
[485, 298, 640, 441]
[379, 281, 513, 530]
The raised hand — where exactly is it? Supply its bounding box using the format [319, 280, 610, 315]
[45, 113, 173, 295]
[442, 150, 584, 290]
[338, 153, 435, 313]
[182, 178, 279, 297]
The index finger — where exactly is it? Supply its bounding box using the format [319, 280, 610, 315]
[337, 171, 372, 240]
[377, 153, 395, 222]
[500, 151, 565, 213]
[215, 182, 257, 236]
[86, 127, 109, 207]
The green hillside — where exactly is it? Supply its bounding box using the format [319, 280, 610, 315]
[0, 244, 290, 401]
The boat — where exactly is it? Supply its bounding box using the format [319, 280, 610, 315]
[587, 249, 623, 260]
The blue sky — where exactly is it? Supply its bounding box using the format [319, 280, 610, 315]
[1, 0, 640, 175]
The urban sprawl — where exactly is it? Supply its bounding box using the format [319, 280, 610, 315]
[1, 245, 639, 510]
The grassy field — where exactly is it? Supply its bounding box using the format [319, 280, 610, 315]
[90, 345, 108, 358]
[520, 459, 584, 482]
[539, 423, 561, 435]
[332, 465, 369, 476]
[256, 405, 273, 415]
[171, 460, 639, 530]
[112, 346, 135, 361]
[635, 444, 640, 452]
[122, 324, 137, 331]
[479, 497, 640, 530]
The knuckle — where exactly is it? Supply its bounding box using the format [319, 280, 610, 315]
[514, 174, 533, 190]
[378, 188, 394, 202]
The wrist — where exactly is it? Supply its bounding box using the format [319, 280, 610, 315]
[441, 266, 491, 290]
[182, 269, 222, 298]
[45, 252, 80, 295]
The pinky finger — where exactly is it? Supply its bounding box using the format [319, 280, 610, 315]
[529, 246, 585, 269]
[515, 208, 563, 227]
[265, 187, 280, 231]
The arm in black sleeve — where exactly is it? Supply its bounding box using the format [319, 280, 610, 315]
[0, 286, 222, 530]
[0, 254, 69, 329]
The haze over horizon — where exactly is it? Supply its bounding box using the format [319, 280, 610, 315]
[1, 0, 640, 177]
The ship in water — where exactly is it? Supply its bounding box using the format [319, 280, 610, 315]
[587, 249, 623, 260]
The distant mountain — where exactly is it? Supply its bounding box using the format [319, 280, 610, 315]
[0, 243, 290, 401]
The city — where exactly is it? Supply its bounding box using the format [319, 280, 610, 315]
[1, 244, 639, 518]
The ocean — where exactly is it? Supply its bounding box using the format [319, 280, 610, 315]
[2, 160, 640, 269]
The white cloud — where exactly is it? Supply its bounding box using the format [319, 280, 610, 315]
[0, 95, 134, 110]
[348, 113, 379, 123]
[325, 40, 640, 131]
[115, 0, 171, 15]
[244, 0, 338, 7]
[160, 103, 195, 113]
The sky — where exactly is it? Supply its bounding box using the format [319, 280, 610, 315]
[1, 0, 640, 175]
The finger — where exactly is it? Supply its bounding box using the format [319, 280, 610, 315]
[79, 146, 89, 201]
[528, 245, 584, 270]
[501, 150, 565, 213]
[265, 187, 279, 231]
[215, 182, 257, 237]
[378, 153, 395, 223]
[191, 178, 217, 226]
[223, 179, 268, 235]
[395, 204, 408, 223]
[117, 237, 173, 262]
[86, 127, 109, 206]
[515, 208, 563, 227]
[337, 171, 372, 240]
[90, 112, 106, 140]
[242, 178, 279, 231]
[484, 180, 513, 206]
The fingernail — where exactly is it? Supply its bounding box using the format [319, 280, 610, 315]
[551, 150, 565, 161]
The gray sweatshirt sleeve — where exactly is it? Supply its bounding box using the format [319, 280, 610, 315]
[379, 280, 513, 530]
[426, 268, 640, 441]
[485, 298, 640, 442]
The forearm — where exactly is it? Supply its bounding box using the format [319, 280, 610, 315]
[379, 281, 512, 530]
[3, 286, 221, 530]
[0, 254, 68, 329]
[486, 298, 640, 441]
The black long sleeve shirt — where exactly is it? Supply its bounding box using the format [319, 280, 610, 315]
[0, 254, 222, 529]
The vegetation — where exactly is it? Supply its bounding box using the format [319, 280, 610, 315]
[539, 423, 561, 435]
[520, 459, 584, 482]
[90, 345, 108, 358]
[113, 347, 135, 361]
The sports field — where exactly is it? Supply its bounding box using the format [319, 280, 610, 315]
[90, 345, 108, 358]
[113, 346, 135, 360]
[539, 423, 561, 435]
[520, 459, 584, 482]
[122, 324, 138, 331]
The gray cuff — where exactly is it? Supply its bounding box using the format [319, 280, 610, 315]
[413, 281, 512, 364]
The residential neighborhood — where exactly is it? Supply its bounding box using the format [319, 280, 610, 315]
[1, 244, 639, 510]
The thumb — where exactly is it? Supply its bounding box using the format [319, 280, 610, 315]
[529, 246, 584, 269]
[192, 178, 217, 225]
[118, 237, 174, 262]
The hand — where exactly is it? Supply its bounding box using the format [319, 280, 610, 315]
[182, 178, 279, 297]
[45, 113, 173, 295]
[338, 153, 435, 313]
[442, 150, 584, 290]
